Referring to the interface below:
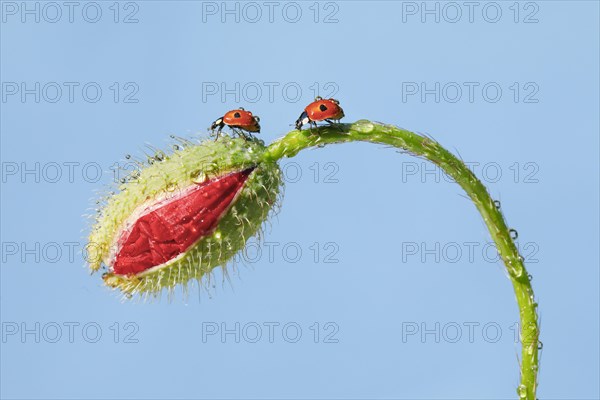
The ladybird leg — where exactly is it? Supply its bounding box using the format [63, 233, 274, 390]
[326, 119, 344, 132]
[209, 119, 224, 139]
[231, 127, 247, 140]
[213, 125, 224, 141]
[239, 130, 250, 140]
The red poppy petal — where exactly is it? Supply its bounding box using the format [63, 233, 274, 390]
[113, 168, 254, 275]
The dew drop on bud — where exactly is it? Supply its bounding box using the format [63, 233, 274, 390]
[509, 229, 519, 240]
[192, 171, 207, 184]
[494, 200, 501, 209]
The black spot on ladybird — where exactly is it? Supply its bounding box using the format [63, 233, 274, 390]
[319, 104, 328, 112]
[234, 112, 241, 118]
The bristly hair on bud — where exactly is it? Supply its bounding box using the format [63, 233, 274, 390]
[87, 136, 282, 299]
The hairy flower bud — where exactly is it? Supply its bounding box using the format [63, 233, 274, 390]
[87, 137, 282, 297]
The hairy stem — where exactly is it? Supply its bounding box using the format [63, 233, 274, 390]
[262, 120, 539, 399]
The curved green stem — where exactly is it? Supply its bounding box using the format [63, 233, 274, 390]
[261, 120, 539, 399]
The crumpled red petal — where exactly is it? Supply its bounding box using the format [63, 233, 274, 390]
[113, 168, 254, 275]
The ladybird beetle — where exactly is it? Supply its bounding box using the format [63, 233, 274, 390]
[210, 108, 260, 139]
[295, 97, 344, 130]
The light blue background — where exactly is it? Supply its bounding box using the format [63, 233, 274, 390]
[1, 1, 598, 399]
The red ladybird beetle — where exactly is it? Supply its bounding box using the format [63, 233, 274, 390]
[210, 108, 260, 140]
[295, 97, 344, 130]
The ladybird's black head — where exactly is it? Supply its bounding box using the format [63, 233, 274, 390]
[253, 116, 261, 133]
[295, 111, 309, 130]
[210, 117, 224, 132]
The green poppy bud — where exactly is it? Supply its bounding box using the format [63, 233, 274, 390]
[87, 137, 282, 298]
